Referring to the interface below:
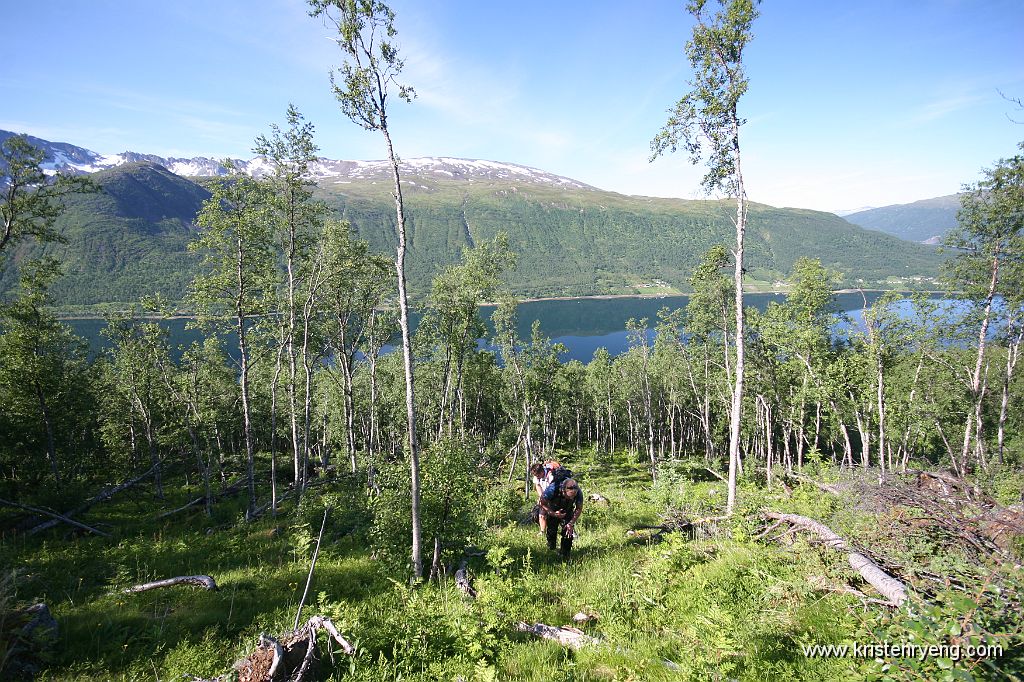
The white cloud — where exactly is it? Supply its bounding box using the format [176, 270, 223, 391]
[913, 92, 986, 124]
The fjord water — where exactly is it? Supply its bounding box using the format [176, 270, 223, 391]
[66, 291, 924, 363]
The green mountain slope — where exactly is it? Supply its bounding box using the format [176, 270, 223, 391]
[0, 161, 944, 306]
[844, 194, 961, 244]
[320, 173, 944, 298]
[0, 163, 207, 305]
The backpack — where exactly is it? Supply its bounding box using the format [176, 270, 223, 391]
[550, 466, 574, 486]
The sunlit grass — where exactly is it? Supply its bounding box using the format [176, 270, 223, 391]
[4, 451, 1013, 680]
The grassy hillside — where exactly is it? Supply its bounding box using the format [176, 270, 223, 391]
[0, 163, 945, 307]
[3, 451, 1018, 679]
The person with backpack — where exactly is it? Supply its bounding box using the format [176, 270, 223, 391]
[540, 477, 583, 561]
[530, 460, 563, 533]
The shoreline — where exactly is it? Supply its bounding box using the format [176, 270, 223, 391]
[53, 288, 944, 320]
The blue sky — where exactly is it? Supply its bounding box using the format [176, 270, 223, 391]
[2, 0, 1022, 212]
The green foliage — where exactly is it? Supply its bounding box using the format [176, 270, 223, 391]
[943, 146, 1024, 301]
[188, 167, 277, 327]
[308, 0, 415, 132]
[0, 133, 97, 265]
[370, 437, 483, 573]
[0, 259, 98, 487]
[1, 449, 1020, 680]
[860, 580, 1024, 680]
[650, 0, 758, 195]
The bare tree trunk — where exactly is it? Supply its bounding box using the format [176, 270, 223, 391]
[876, 355, 888, 472]
[338, 343, 358, 474]
[851, 393, 871, 468]
[759, 395, 773, 489]
[35, 382, 60, 486]
[765, 512, 907, 606]
[962, 254, 1000, 469]
[436, 347, 453, 440]
[795, 376, 807, 471]
[368, 325, 380, 464]
[997, 321, 1022, 463]
[270, 338, 286, 517]
[236, 234, 257, 518]
[382, 126, 422, 581]
[727, 154, 746, 514]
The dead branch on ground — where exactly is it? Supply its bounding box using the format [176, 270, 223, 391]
[783, 471, 841, 496]
[878, 473, 1023, 562]
[123, 575, 219, 594]
[455, 556, 477, 599]
[156, 478, 245, 520]
[231, 616, 355, 682]
[626, 514, 728, 542]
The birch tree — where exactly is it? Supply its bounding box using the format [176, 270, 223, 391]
[189, 167, 276, 517]
[253, 106, 327, 491]
[308, 0, 424, 579]
[943, 147, 1024, 471]
[651, 0, 759, 514]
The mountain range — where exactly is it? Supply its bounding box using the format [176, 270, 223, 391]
[842, 195, 961, 244]
[0, 130, 947, 307]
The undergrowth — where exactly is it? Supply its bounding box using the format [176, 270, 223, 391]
[0, 452, 1019, 680]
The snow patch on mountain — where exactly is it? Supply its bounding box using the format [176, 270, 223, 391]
[1, 129, 595, 191]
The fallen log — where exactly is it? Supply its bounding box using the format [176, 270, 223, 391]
[248, 488, 294, 522]
[704, 467, 726, 482]
[0, 497, 111, 537]
[807, 575, 903, 608]
[156, 496, 205, 520]
[158, 479, 245, 520]
[515, 621, 599, 649]
[123, 575, 219, 594]
[29, 462, 161, 535]
[764, 512, 907, 607]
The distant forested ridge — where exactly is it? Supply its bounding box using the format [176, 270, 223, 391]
[844, 194, 962, 244]
[0, 159, 944, 306]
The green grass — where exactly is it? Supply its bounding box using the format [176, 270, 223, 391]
[2, 453, 1018, 680]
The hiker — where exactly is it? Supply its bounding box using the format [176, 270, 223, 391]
[530, 460, 562, 533]
[530, 459, 563, 498]
[540, 477, 583, 560]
